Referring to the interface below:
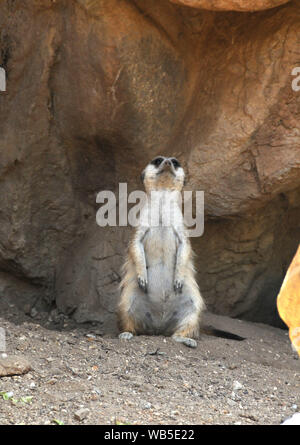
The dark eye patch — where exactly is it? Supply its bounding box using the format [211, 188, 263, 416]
[171, 158, 181, 168]
[150, 157, 164, 167]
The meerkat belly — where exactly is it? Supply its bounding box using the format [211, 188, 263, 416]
[144, 227, 176, 295]
[137, 227, 181, 334]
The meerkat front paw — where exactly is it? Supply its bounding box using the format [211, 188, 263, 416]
[172, 335, 197, 348]
[137, 275, 148, 293]
[174, 277, 183, 293]
[119, 332, 134, 340]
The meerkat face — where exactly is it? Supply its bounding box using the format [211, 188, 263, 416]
[141, 156, 185, 192]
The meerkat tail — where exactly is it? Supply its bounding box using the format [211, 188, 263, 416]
[200, 325, 245, 341]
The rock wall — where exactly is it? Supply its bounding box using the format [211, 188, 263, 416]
[0, 0, 299, 330]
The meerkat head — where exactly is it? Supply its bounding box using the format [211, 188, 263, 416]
[141, 156, 185, 193]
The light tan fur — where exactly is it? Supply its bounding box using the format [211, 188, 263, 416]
[117, 156, 205, 348]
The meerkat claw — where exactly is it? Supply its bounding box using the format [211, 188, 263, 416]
[174, 279, 183, 293]
[138, 276, 148, 293]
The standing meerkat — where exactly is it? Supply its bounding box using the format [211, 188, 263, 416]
[117, 156, 204, 348]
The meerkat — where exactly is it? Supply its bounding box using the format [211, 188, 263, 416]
[117, 156, 244, 348]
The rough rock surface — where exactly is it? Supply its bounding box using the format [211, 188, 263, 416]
[169, 0, 290, 12]
[0, 0, 299, 329]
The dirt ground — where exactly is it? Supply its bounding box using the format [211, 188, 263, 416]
[0, 295, 299, 425]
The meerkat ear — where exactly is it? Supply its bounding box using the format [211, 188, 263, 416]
[141, 171, 145, 184]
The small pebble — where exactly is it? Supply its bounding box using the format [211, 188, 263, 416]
[233, 381, 243, 391]
[141, 402, 152, 410]
[74, 408, 90, 421]
[227, 398, 237, 407]
[30, 307, 38, 318]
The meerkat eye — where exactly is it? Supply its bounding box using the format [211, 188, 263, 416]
[151, 157, 164, 167]
[171, 158, 181, 169]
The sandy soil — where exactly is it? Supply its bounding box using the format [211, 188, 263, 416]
[0, 295, 299, 425]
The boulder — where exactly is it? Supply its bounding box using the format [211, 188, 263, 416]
[0, 355, 31, 377]
[0, 0, 299, 329]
